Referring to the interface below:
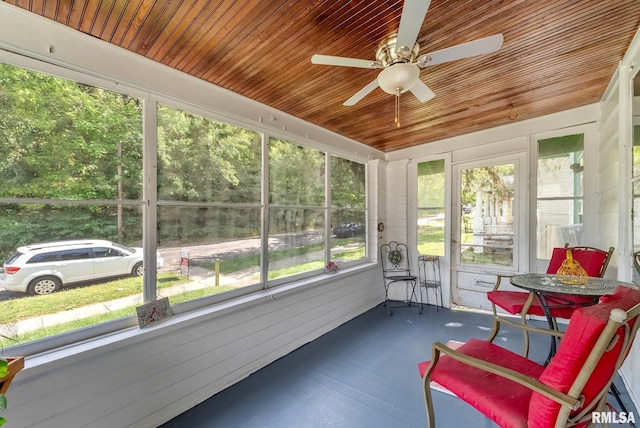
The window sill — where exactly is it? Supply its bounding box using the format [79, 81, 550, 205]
[20, 261, 379, 376]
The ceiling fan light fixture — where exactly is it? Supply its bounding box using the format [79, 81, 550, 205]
[377, 63, 420, 95]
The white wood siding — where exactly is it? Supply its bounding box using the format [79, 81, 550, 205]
[8, 267, 383, 427]
[611, 21, 640, 414]
[599, 71, 621, 278]
[384, 160, 410, 246]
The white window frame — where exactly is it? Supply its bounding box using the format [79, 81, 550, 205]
[530, 123, 597, 273]
[0, 51, 372, 357]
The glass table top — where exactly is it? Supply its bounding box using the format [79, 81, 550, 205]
[510, 273, 639, 296]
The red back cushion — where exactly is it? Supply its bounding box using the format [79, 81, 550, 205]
[546, 247, 608, 277]
[527, 286, 640, 428]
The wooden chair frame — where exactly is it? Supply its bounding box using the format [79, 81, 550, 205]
[422, 302, 640, 428]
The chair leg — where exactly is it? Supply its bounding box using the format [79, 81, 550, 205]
[385, 280, 422, 315]
[417, 282, 424, 314]
[384, 282, 393, 316]
[520, 309, 530, 358]
[423, 375, 437, 428]
[487, 302, 501, 343]
[409, 281, 422, 314]
[609, 383, 636, 427]
[487, 319, 500, 343]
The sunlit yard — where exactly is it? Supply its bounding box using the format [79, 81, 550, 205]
[0, 243, 367, 347]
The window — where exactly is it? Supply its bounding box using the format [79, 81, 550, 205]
[0, 62, 144, 348]
[59, 249, 91, 261]
[157, 104, 263, 296]
[459, 163, 515, 267]
[330, 156, 366, 263]
[536, 134, 584, 258]
[94, 247, 124, 258]
[0, 59, 368, 353]
[268, 138, 326, 281]
[632, 78, 640, 282]
[27, 253, 60, 264]
[417, 159, 445, 256]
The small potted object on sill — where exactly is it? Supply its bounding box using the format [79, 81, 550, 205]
[326, 261, 338, 273]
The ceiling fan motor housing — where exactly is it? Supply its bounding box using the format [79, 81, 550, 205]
[376, 34, 420, 66]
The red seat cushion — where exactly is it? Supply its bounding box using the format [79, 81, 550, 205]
[488, 290, 544, 315]
[528, 286, 640, 428]
[418, 339, 546, 428]
[487, 290, 576, 319]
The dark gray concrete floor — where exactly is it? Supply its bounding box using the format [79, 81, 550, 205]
[160, 303, 638, 427]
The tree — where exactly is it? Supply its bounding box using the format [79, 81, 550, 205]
[0, 63, 143, 251]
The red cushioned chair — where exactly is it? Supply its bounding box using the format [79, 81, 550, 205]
[419, 286, 640, 428]
[487, 245, 614, 357]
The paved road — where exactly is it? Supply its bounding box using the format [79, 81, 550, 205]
[158, 231, 325, 271]
[0, 231, 330, 300]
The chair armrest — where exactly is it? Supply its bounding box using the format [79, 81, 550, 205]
[492, 274, 514, 291]
[423, 342, 579, 410]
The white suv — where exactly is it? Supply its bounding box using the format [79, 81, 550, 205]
[1, 240, 162, 295]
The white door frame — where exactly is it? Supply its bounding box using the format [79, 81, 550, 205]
[450, 152, 528, 310]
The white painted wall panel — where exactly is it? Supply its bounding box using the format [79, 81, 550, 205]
[599, 111, 619, 145]
[598, 137, 619, 169]
[601, 23, 640, 412]
[8, 266, 383, 427]
[385, 160, 410, 245]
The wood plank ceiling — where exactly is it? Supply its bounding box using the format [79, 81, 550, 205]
[4, 0, 640, 152]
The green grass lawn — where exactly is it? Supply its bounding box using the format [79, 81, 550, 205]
[202, 238, 366, 278]
[0, 242, 367, 347]
[3, 283, 239, 347]
[417, 221, 446, 256]
[0, 272, 188, 325]
[0, 273, 238, 347]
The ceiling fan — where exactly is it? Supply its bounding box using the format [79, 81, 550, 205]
[311, 0, 503, 125]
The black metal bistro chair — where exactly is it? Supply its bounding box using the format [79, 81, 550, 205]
[380, 241, 421, 315]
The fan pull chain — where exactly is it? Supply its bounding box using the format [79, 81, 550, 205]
[395, 88, 401, 128]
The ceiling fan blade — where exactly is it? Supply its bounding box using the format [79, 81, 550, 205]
[417, 34, 504, 67]
[409, 79, 435, 103]
[311, 54, 381, 69]
[396, 0, 432, 56]
[343, 79, 379, 106]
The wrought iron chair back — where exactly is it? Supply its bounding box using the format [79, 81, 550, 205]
[380, 241, 411, 274]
